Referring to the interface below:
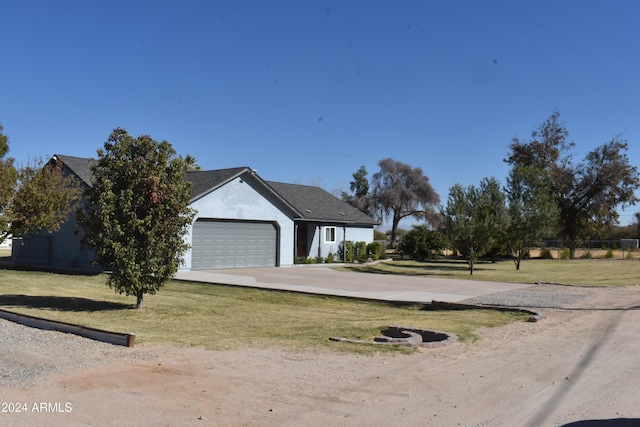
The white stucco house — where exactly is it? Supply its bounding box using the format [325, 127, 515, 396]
[12, 155, 378, 271]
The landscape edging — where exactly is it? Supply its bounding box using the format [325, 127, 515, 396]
[0, 308, 135, 347]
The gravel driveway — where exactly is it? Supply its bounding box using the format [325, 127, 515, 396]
[0, 318, 146, 388]
[461, 284, 591, 308]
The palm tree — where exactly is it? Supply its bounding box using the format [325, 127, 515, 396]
[184, 154, 202, 171]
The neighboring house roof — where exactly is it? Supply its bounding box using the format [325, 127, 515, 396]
[266, 181, 378, 226]
[53, 154, 96, 186]
[52, 154, 377, 226]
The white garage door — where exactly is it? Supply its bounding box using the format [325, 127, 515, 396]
[192, 220, 277, 269]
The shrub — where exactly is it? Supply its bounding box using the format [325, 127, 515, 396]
[339, 241, 373, 263]
[580, 251, 592, 259]
[559, 247, 570, 260]
[397, 226, 445, 261]
[326, 252, 334, 263]
[367, 242, 384, 261]
[338, 241, 355, 262]
[605, 248, 614, 259]
[354, 241, 368, 262]
[539, 248, 554, 259]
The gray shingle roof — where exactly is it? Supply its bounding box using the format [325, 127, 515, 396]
[54, 154, 96, 185]
[55, 155, 249, 201]
[266, 181, 378, 225]
[185, 167, 250, 200]
[54, 154, 377, 225]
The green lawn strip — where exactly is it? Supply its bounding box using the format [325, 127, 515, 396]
[341, 258, 640, 287]
[0, 270, 527, 353]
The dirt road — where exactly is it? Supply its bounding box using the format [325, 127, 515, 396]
[2, 284, 640, 426]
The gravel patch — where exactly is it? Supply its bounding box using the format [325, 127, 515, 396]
[0, 318, 146, 388]
[462, 285, 590, 309]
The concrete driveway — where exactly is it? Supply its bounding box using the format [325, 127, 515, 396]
[174, 265, 532, 304]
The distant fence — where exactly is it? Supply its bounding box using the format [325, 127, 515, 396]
[543, 239, 639, 250]
[540, 239, 639, 260]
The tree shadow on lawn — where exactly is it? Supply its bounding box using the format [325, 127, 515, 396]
[0, 294, 132, 312]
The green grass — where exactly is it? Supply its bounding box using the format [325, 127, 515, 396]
[341, 257, 640, 287]
[0, 269, 528, 353]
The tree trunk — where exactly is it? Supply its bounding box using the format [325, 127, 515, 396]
[514, 247, 522, 270]
[569, 241, 577, 259]
[390, 215, 401, 248]
[136, 291, 144, 309]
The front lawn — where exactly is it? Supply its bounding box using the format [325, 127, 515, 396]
[0, 269, 528, 353]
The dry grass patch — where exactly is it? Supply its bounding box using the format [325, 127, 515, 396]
[0, 269, 528, 353]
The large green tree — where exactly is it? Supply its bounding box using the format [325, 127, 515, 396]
[77, 128, 195, 308]
[372, 158, 440, 246]
[10, 157, 82, 237]
[504, 166, 558, 270]
[442, 177, 507, 274]
[0, 123, 8, 156]
[1, 126, 79, 244]
[340, 165, 372, 215]
[506, 111, 640, 257]
[0, 124, 17, 243]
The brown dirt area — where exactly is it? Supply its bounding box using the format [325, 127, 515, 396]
[2, 285, 640, 427]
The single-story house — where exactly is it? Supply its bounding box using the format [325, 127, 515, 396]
[12, 154, 378, 271]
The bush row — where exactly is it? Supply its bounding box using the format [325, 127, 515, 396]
[294, 241, 386, 264]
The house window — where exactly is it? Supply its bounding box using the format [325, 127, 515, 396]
[324, 226, 336, 243]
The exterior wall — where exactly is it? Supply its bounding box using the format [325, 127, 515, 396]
[306, 224, 374, 260]
[183, 175, 295, 269]
[12, 166, 100, 271]
[12, 215, 100, 271]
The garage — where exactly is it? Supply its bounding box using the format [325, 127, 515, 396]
[191, 219, 278, 269]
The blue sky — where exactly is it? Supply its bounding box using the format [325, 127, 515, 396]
[2, 1, 639, 227]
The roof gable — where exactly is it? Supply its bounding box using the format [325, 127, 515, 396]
[185, 167, 250, 201]
[53, 154, 96, 186]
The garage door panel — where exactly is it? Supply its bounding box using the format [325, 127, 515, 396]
[192, 220, 277, 269]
